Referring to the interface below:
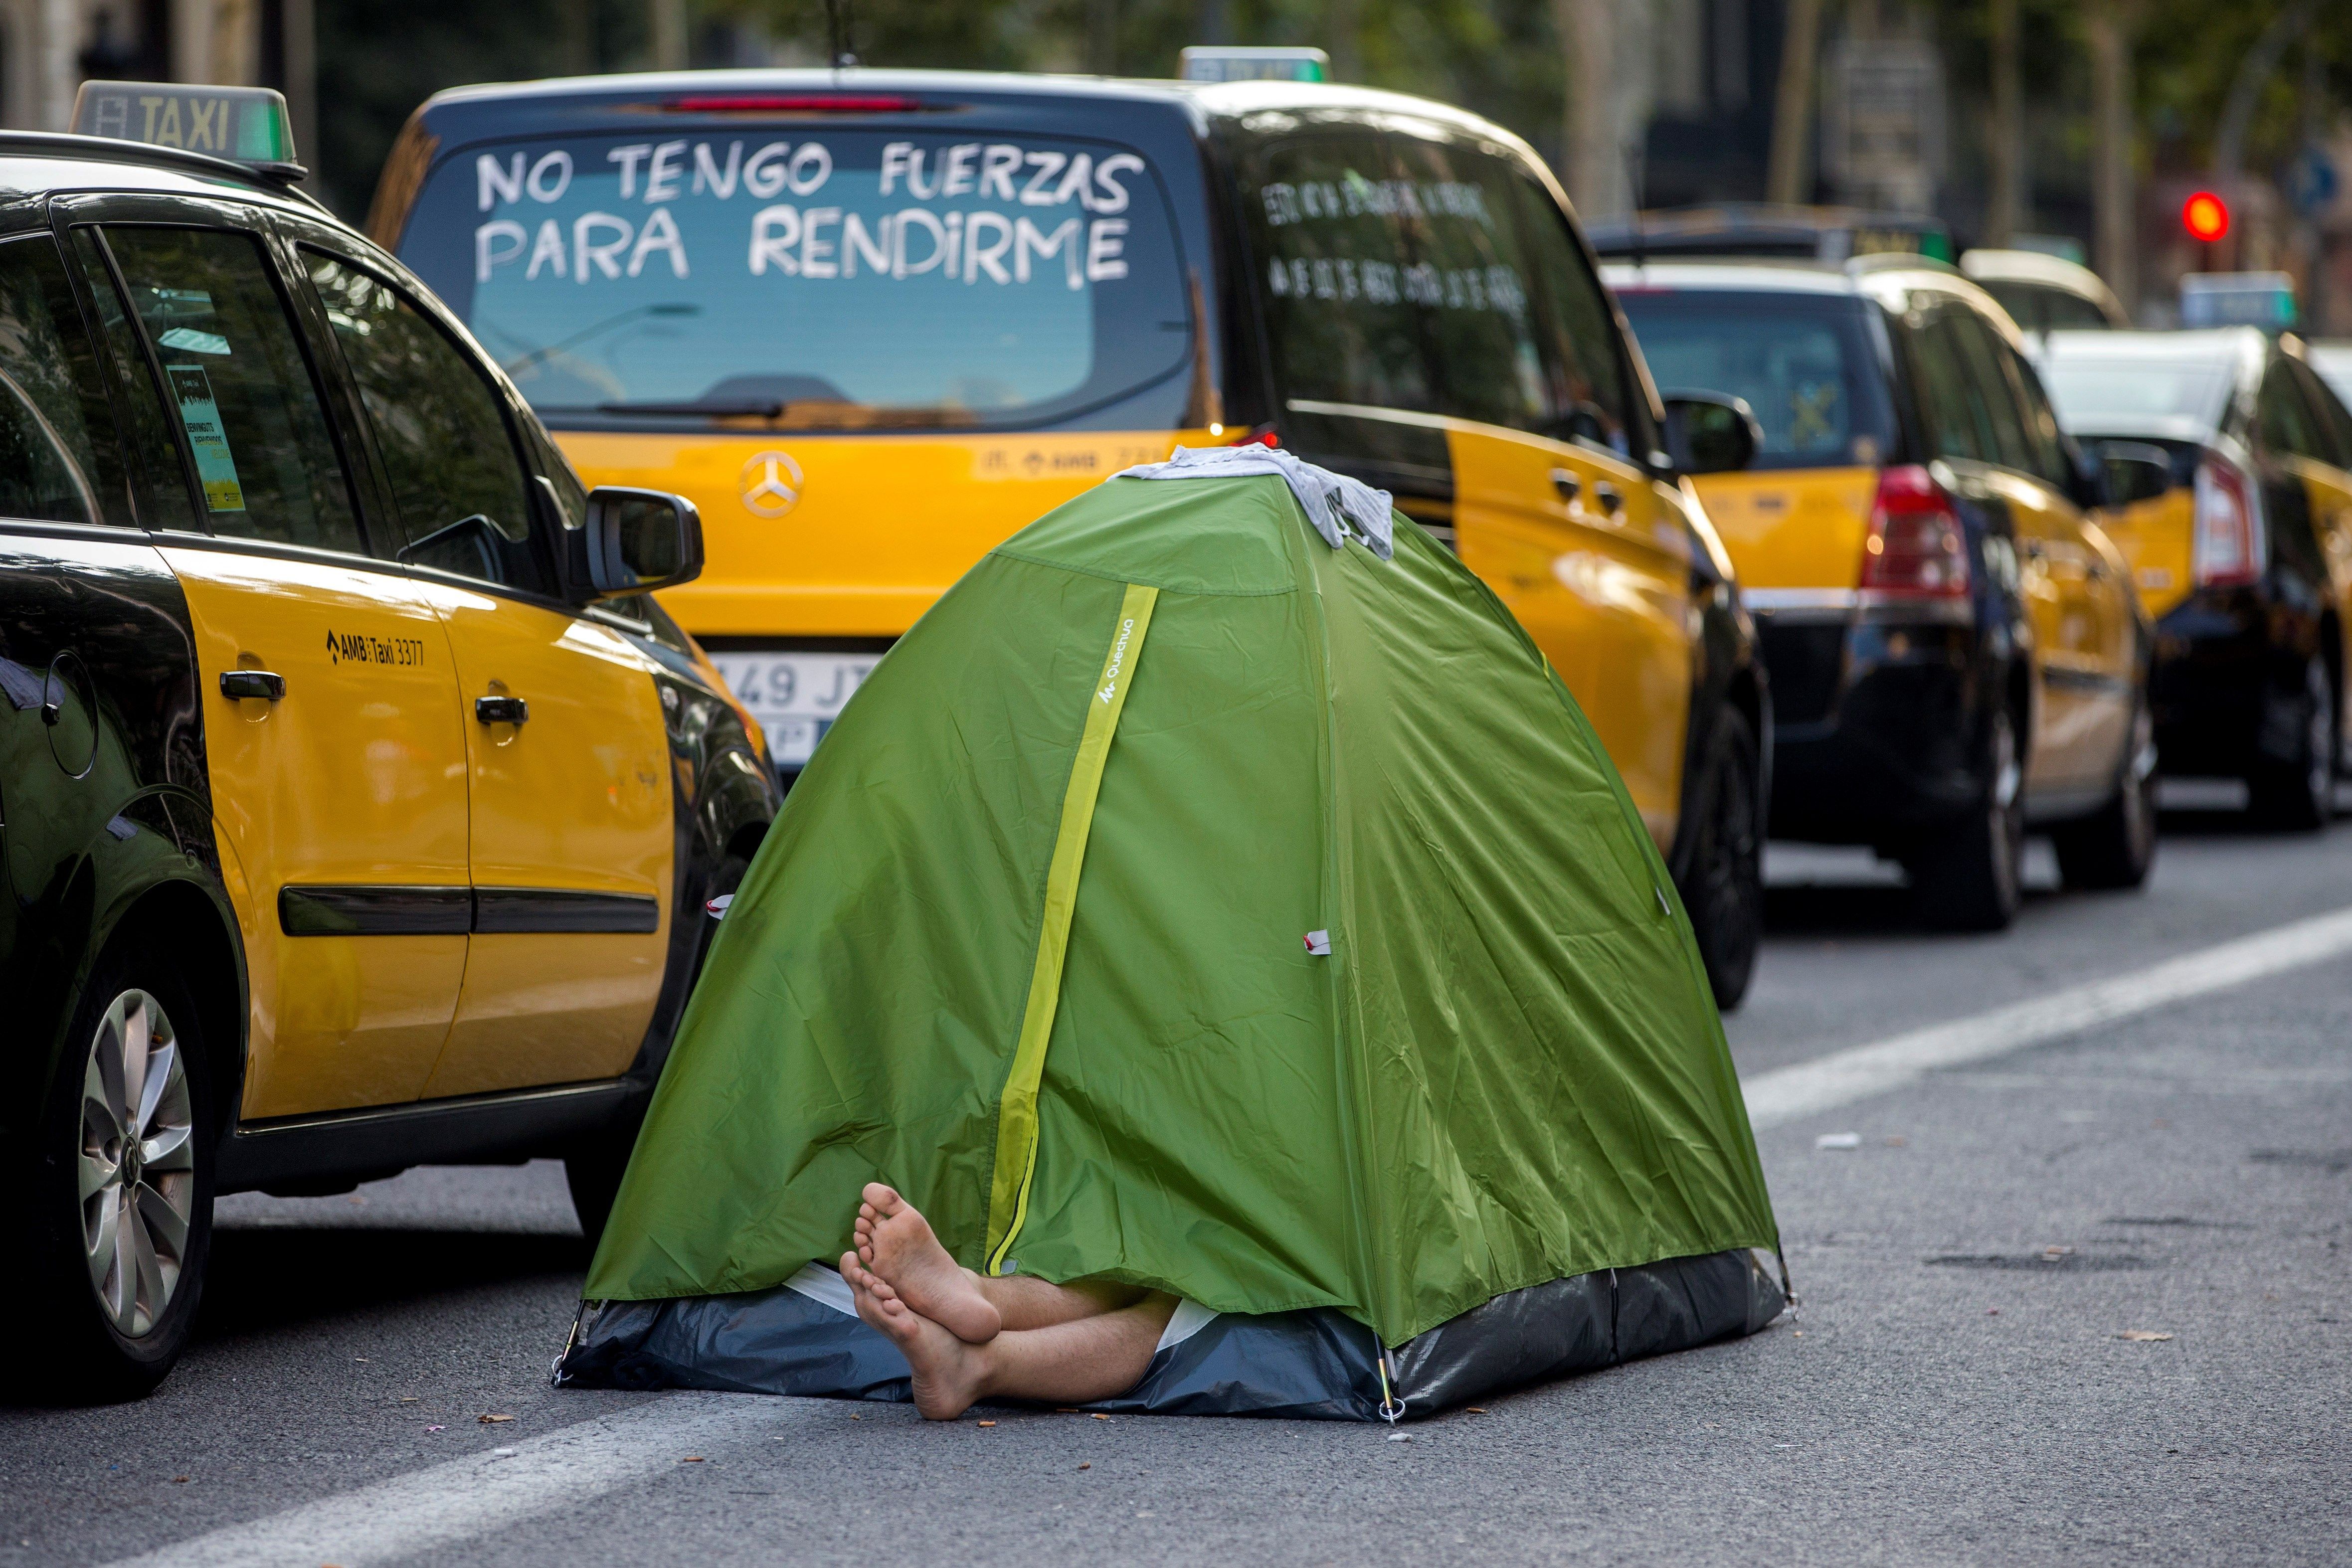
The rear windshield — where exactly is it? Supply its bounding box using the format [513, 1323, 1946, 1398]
[1614, 289, 1895, 470]
[398, 127, 1194, 432]
[1979, 280, 2114, 334]
[2041, 359, 2232, 432]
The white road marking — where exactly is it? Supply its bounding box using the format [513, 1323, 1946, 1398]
[98, 1393, 803, 1568]
[1741, 903, 2352, 1129]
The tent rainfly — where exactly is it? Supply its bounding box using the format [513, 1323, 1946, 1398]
[556, 451, 1786, 1419]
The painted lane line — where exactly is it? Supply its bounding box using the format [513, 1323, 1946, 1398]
[98, 1393, 802, 1568]
[1742, 902, 2352, 1129]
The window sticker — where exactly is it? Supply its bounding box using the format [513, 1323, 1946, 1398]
[157, 326, 230, 355]
[164, 364, 246, 512]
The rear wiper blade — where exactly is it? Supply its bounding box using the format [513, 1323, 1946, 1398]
[594, 398, 785, 417]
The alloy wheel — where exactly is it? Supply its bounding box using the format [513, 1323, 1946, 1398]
[2123, 700, 2158, 865]
[78, 989, 196, 1339]
[1989, 709, 2024, 907]
[2301, 656, 2333, 815]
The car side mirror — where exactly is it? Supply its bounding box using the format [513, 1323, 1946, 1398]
[582, 486, 704, 600]
[1662, 391, 1763, 476]
[2097, 442, 2173, 508]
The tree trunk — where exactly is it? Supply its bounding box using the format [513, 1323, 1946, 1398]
[1326, 0, 1359, 82]
[1767, 0, 1826, 205]
[1088, 0, 1121, 75]
[1554, 0, 1620, 218]
[2085, 0, 2137, 316]
[650, 0, 688, 71]
[280, 0, 316, 170]
[1986, 0, 2021, 246]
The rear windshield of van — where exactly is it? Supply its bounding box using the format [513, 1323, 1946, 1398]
[397, 128, 1194, 431]
[1614, 290, 1896, 470]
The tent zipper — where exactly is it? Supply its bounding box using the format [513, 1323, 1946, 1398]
[983, 582, 1161, 1275]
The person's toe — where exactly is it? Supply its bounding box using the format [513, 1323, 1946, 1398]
[863, 1182, 902, 1216]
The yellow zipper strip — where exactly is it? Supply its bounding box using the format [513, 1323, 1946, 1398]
[984, 582, 1160, 1274]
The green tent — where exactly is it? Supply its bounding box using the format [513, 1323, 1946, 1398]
[559, 459, 1784, 1419]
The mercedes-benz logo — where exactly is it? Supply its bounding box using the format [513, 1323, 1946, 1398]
[739, 450, 804, 518]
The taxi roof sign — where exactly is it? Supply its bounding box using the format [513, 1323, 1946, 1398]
[71, 82, 300, 177]
[1179, 46, 1329, 83]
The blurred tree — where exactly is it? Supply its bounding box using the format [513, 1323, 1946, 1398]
[2135, 0, 2351, 177]
[722, 0, 1576, 173]
[316, 0, 647, 216]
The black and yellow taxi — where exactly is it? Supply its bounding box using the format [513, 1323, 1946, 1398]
[369, 69, 1773, 1006]
[1606, 258, 2156, 929]
[0, 85, 777, 1398]
[2041, 327, 2352, 828]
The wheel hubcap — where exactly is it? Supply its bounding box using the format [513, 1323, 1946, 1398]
[79, 989, 194, 1339]
[2306, 661, 2332, 805]
[1990, 713, 2023, 898]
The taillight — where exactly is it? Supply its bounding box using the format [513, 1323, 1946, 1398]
[1860, 464, 1970, 599]
[667, 94, 924, 113]
[2191, 454, 2262, 587]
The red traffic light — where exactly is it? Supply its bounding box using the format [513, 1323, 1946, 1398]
[2183, 190, 2230, 243]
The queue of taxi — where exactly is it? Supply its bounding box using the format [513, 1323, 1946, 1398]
[0, 85, 777, 1397]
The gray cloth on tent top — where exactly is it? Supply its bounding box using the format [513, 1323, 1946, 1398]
[1116, 444, 1396, 560]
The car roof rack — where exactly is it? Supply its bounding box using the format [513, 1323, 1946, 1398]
[0, 130, 329, 214]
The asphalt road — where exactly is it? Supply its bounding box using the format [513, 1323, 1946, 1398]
[7, 789, 2350, 1566]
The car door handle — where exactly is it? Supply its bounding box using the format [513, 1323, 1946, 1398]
[475, 695, 529, 726]
[1550, 468, 1582, 502]
[1593, 480, 1623, 515]
[219, 670, 286, 701]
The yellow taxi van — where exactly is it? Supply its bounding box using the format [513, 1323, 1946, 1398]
[2040, 327, 2352, 828]
[371, 69, 1775, 1004]
[0, 87, 777, 1398]
[1605, 258, 2156, 929]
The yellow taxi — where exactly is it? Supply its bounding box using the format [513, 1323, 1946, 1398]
[2, 86, 776, 1398]
[2041, 327, 2352, 827]
[1608, 258, 2156, 929]
[371, 68, 1774, 1004]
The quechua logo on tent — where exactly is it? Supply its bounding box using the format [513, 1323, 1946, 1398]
[1097, 615, 1137, 703]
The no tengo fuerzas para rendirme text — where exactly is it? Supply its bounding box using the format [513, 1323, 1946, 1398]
[471, 139, 1147, 292]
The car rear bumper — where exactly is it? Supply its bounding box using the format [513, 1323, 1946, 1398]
[1758, 612, 1993, 843]
[2149, 587, 2294, 777]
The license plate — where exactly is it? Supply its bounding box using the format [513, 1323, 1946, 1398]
[705, 651, 880, 768]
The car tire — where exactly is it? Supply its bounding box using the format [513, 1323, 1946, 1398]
[1911, 706, 2024, 932]
[2052, 694, 2159, 890]
[2248, 652, 2334, 832]
[25, 945, 216, 1402]
[1676, 708, 1764, 1011]
[563, 1113, 639, 1249]
[565, 846, 752, 1245]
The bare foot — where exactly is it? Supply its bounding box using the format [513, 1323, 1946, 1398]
[841, 1251, 987, 1421]
[840, 1250, 902, 1309]
[854, 1183, 1001, 1344]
